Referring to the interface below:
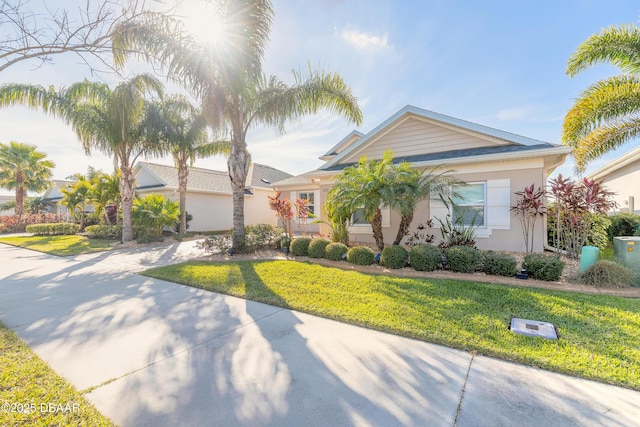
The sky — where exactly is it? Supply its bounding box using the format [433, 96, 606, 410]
[1, 0, 640, 196]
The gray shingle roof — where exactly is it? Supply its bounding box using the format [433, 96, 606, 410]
[250, 163, 293, 187]
[270, 175, 315, 187]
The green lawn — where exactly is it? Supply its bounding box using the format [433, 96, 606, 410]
[143, 260, 640, 390]
[0, 322, 115, 426]
[0, 235, 115, 256]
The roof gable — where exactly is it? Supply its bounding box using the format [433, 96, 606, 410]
[322, 105, 552, 169]
[587, 145, 640, 182]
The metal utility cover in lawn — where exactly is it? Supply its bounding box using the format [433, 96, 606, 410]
[510, 318, 558, 340]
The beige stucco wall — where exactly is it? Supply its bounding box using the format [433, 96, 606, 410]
[596, 163, 640, 214]
[245, 188, 280, 227]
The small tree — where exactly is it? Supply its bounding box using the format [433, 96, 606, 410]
[294, 197, 310, 236]
[549, 175, 616, 259]
[268, 192, 294, 238]
[132, 194, 179, 238]
[510, 184, 546, 253]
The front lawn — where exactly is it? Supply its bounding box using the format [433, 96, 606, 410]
[142, 260, 640, 390]
[0, 235, 115, 256]
[0, 322, 115, 426]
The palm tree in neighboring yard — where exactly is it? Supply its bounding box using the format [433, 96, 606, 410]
[111, 1, 363, 249]
[61, 177, 92, 228]
[89, 170, 121, 225]
[153, 95, 230, 234]
[564, 24, 640, 172]
[0, 74, 165, 241]
[0, 141, 54, 217]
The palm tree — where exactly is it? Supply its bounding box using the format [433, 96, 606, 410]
[153, 95, 230, 234]
[0, 74, 164, 241]
[564, 24, 640, 172]
[89, 170, 120, 225]
[0, 141, 54, 217]
[61, 177, 92, 227]
[111, 2, 363, 249]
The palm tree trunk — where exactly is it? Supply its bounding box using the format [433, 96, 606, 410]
[371, 208, 385, 252]
[178, 159, 189, 234]
[15, 171, 24, 217]
[228, 132, 250, 250]
[120, 164, 135, 242]
[393, 212, 414, 245]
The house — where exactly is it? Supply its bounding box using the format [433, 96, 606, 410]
[272, 105, 571, 252]
[586, 146, 640, 214]
[134, 162, 292, 232]
[0, 195, 15, 215]
[41, 179, 74, 216]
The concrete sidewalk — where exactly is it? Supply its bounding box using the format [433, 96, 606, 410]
[0, 242, 638, 426]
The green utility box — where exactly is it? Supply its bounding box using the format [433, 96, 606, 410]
[613, 236, 640, 273]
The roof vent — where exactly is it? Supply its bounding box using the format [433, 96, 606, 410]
[260, 178, 271, 184]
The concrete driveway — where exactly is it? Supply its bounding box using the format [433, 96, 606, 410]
[1, 242, 638, 426]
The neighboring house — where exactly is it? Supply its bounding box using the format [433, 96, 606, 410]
[586, 146, 640, 214]
[272, 105, 572, 252]
[0, 195, 15, 215]
[134, 162, 292, 232]
[41, 179, 74, 216]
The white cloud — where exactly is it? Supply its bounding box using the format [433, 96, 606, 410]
[341, 29, 389, 50]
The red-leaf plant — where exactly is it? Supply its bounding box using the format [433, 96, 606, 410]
[511, 184, 547, 253]
[268, 192, 294, 238]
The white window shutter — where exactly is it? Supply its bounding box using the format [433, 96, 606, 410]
[429, 196, 449, 229]
[487, 179, 510, 229]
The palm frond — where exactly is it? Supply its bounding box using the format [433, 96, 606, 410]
[573, 117, 640, 172]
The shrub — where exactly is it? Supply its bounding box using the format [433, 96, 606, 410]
[132, 194, 179, 237]
[196, 232, 232, 254]
[308, 238, 331, 258]
[0, 213, 67, 233]
[275, 234, 291, 251]
[25, 223, 80, 236]
[347, 246, 375, 266]
[84, 224, 122, 239]
[245, 224, 283, 249]
[523, 254, 565, 281]
[482, 251, 518, 277]
[579, 260, 636, 288]
[380, 245, 408, 269]
[409, 244, 442, 271]
[326, 242, 348, 261]
[290, 236, 313, 256]
[446, 246, 482, 273]
[607, 213, 640, 241]
[585, 213, 611, 250]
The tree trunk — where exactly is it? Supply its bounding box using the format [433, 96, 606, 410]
[15, 172, 24, 217]
[178, 159, 189, 234]
[120, 163, 135, 242]
[228, 132, 250, 250]
[393, 212, 414, 245]
[371, 208, 385, 252]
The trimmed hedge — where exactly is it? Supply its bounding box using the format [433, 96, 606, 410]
[482, 251, 518, 277]
[523, 254, 565, 281]
[579, 260, 636, 288]
[308, 238, 331, 258]
[25, 223, 80, 236]
[347, 246, 375, 266]
[409, 244, 442, 271]
[326, 242, 348, 261]
[84, 224, 122, 239]
[446, 246, 482, 273]
[290, 236, 313, 256]
[380, 245, 408, 269]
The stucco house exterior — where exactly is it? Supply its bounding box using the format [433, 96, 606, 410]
[134, 162, 292, 232]
[586, 146, 640, 214]
[272, 105, 572, 252]
[41, 179, 74, 216]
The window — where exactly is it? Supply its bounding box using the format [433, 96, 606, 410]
[352, 207, 368, 225]
[298, 192, 315, 215]
[452, 183, 485, 227]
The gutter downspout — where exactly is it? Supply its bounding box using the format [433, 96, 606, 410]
[543, 153, 570, 256]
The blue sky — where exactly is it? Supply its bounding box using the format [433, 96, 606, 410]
[1, 0, 640, 196]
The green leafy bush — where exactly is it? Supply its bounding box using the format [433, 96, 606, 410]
[326, 242, 348, 261]
[290, 236, 313, 256]
[585, 213, 611, 250]
[25, 223, 80, 236]
[308, 238, 331, 258]
[523, 254, 565, 281]
[607, 213, 640, 241]
[446, 246, 482, 273]
[347, 246, 375, 266]
[579, 260, 636, 288]
[380, 245, 408, 269]
[482, 251, 518, 277]
[245, 224, 283, 249]
[409, 244, 442, 271]
[275, 234, 291, 251]
[196, 232, 232, 254]
[84, 224, 122, 239]
[132, 194, 179, 238]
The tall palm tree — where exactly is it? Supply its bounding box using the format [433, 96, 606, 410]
[112, 1, 363, 249]
[564, 24, 640, 172]
[153, 95, 230, 234]
[0, 74, 165, 241]
[0, 141, 54, 217]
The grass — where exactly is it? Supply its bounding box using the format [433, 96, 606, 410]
[142, 260, 640, 391]
[0, 322, 115, 426]
[0, 235, 115, 256]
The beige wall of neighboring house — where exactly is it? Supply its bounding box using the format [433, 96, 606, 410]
[272, 106, 570, 252]
[587, 146, 640, 214]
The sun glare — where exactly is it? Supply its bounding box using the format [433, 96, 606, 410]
[178, 1, 227, 45]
